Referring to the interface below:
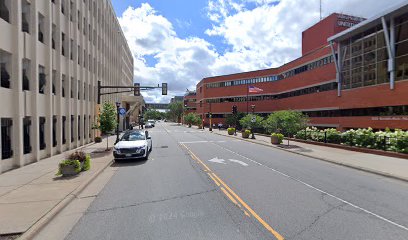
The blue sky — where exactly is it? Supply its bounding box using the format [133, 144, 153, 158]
[111, 0, 406, 103]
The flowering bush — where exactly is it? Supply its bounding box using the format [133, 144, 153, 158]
[295, 127, 408, 154]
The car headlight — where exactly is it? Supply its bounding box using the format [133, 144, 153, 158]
[114, 147, 120, 153]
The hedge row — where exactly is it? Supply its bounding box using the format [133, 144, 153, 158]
[294, 127, 408, 154]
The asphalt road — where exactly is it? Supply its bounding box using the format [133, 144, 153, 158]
[66, 122, 408, 240]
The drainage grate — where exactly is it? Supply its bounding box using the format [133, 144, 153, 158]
[161, 146, 168, 148]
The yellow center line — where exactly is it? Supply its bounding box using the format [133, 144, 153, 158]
[181, 142, 284, 240]
[221, 187, 239, 205]
[207, 173, 221, 186]
[212, 174, 284, 240]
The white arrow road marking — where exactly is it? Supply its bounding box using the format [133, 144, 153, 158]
[228, 159, 249, 166]
[208, 157, 226, 164]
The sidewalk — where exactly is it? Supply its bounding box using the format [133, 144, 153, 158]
[0, 136, 116, 237]
[214, 130, 408, 182]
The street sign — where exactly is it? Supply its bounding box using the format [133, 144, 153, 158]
[119, 107, 126, 116]
[251, 116, 256, 123]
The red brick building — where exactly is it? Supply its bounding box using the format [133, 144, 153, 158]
[186, 7, 408, 131]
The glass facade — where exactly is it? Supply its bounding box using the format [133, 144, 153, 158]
[206, 55, 334, 89]
[206, 82, 337, 104]
[340, 12, 408, 90]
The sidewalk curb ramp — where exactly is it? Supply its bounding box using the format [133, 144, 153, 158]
[214, 132, 408, 183]
[18, 158, 114, 240]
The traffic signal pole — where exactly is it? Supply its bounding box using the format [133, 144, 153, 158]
[97, 81, 168, 104]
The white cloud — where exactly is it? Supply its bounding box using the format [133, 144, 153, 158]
[118, 1, 407, 103]
[118, 3, 219, 103]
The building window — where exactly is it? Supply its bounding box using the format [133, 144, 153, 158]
[62, 116, 66, 144]
[52, 24, 56, 49]
[52, 70, 56, 95]
[1, 118, 12, 159]
[69, 1, 73, 21]
[77, 45, 80, 64]
[39, 65, 46, 94]
[52, 116, 57, 147]
[70, 115, 74, 142]
[83, 115, 86, 139]
[78, 116, 80, 140]
[23, 117, 31, 154]
[70, 77, 74, 98]
[0, 50, 11, 89]
[396, 55, 408, 81]
[89, 116, 91, 138]
[39, 117, 46, 150]
[38, 13, 44, 43]
[61, 0, 65, 14]
[78, 80, 80, 99]
[0, 0, 10, 23]
[83, 83, 86, 100]
[22, 59, 30, 91]
[61, 32, 65, 56]
[77, 10, 81, 30]
[21, 0, 30, 33]
[70, 39, 74, 60]
[62, 74, 66, 97]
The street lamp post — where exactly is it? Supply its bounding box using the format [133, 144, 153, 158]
[115, 101, 121, 144]
[251, 105, 255, 139]
[209, 102, 212, 132]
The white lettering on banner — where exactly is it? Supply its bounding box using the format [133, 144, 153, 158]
[371, 117, 408, 121]
[337, 14, 365, 22]
[338, 21, 358, 28]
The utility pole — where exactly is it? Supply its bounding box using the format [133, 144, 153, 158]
[320, 0, 322, 20]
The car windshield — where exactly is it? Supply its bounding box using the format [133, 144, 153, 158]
[120, 131, 145, 141]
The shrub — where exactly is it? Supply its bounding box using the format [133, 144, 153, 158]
[294, 127, 408, 154]
[67, 151, 87, 162]
[227, 128, 235, 135]
[242, 129, 251, 138]
[56, 159, 81, 176]
[94, 136, 102, 143]
[82, 154, 91, 171]
[271, 133, 284, 144]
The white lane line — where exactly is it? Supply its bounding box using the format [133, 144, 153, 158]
[229, 159, 249, 166]
[212, 142, 408, 232]
[179, 140, 240, 144]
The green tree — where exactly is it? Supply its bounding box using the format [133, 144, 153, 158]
[225, 112, 245, 129]
[168, 102, 183, 123]
[144, 109, 162, 120]
[239, 114, 264, 130]
[98, 102, 117, 150]
[263, 110, 308, 136]
[184, 113, 200, 127]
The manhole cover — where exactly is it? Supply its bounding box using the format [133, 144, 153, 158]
[161, 146, 168, 148]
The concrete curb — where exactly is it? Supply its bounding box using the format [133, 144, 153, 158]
[214, 132, 408, 183]
[18, 158, 114, 240]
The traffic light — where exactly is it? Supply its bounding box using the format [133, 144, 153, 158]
[134, 83, 140, 96]
[232, 105, 237, 114]
[162, 83, 167, 95]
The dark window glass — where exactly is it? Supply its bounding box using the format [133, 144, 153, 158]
[52, 116, 57, 147]
[0, 0, 10, 23]
[377, 61, 389, 84]
[395, 40, 408, 57]
[396, 55, 408, 81]
[396, 21, 408, 43]
[39, 117, 46, 150]
[23, 117, 31, 154]
[1, 118, 12, 159]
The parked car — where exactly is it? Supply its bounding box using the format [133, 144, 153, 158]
[147, 119, 155, 127]
[113, 130, 152, 160]
[145, 122, 154, 128]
